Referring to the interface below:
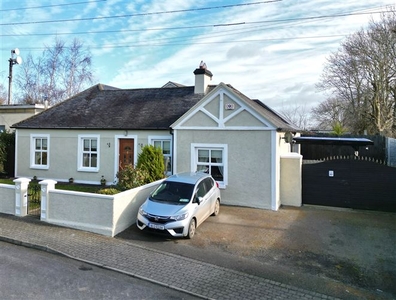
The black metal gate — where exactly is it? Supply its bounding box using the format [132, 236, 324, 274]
[27, 180, 41, 216]
[302, 158, 396, 212]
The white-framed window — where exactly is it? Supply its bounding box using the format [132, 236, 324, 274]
[78, 135, 100, 172]
[30, 134, 50, 169]
[149, 136, 172, 174]
[191, 143, 228, 188]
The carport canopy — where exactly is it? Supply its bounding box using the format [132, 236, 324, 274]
[293, 136, 374, 147]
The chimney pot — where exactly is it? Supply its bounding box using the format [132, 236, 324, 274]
[194, 62, 213, 94]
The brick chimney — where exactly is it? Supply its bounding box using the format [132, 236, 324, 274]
[194, 61, 213, 94]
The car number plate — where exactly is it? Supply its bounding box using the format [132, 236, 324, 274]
[148, 223, 165, 230]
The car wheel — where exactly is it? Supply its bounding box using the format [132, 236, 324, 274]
[212, 199, 220, 216]
[186, 218, 196, 239]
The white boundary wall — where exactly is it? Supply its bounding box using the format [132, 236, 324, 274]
[0, 184, 15, 214]
[0, 178, 162, 237]
[40, 179, 162, 237]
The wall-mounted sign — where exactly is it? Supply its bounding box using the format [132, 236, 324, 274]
[225, 103, 235, 110]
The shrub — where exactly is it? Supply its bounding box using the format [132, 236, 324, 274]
[97, 188, 120, 195]
[331, 122, 347, 136]
[0, 131, 15, 174]
[116, 164, 150, 190]
[136, 145, 165, 182]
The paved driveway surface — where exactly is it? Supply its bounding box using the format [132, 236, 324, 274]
[118, 205, 396, 300]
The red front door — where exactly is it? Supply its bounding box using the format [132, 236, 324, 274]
[119, 139, 134, 171]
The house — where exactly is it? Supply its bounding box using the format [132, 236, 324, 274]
[12, 63, 301, 210]
[0, 104, 48, 133]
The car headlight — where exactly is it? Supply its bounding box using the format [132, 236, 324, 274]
[139, 207, 148, 217]
[170, 213, 189, 221]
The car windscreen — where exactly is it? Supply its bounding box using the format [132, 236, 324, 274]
[150, 181, 194, 204]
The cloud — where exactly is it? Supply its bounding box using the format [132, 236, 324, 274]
[1, 0, 394, 116]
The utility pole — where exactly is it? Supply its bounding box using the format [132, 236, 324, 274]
[8, 48, 22, 105]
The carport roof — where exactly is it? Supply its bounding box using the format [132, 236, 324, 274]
[293, 136, 374, 146]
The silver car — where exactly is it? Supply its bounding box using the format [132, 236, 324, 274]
[137, 172, 221, 239]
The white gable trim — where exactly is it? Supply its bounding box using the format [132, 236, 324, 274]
[200, 107, 221, 125]
[172, 85, 276, 131]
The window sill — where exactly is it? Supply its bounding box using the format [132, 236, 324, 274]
[78, 168, 99, 173]
[30, 165, 49, 170]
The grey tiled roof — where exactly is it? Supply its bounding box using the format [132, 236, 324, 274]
[12, 82, 299, 132]
[13, 84, 204, 130]
[251, 99, 300, 131]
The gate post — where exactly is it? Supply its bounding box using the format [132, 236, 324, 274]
[13, 178, 31, 217]
[280, 153, 302, 207]
[39, 180, 57, 221]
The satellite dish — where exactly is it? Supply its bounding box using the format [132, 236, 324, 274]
[15, 56, 22, 64]
[284, 132, 293, 143]
[12, 48, 20, 55]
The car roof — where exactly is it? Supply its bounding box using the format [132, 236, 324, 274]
[165, 172, 210, 185]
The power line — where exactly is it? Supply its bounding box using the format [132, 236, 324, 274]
[0, 0, 282, 26]
[0, 8, 387, 37]
[0, 0, 106, 12]
[4, 34, 349, 52]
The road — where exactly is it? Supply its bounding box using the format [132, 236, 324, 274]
[0, 241, 198, 300]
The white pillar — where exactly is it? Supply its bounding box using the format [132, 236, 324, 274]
[280, 153, 303, 207]
[13, 178, 31, 216]
[39, 180, 57, 221]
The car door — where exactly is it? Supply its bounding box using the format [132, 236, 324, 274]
[194, 180, 210, 226]
[203, 178, 216, 214]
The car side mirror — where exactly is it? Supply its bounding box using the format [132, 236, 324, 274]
[195, 196, 203, 205]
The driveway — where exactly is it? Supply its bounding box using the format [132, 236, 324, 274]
[117, 205, 396, 300]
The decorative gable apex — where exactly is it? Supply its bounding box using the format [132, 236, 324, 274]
[171, 83, 277, 130]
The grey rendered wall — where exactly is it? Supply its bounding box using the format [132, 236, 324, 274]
[15, 129, 169, 184]
[175, 130, 273, 209]
[0, 184, 15, 214]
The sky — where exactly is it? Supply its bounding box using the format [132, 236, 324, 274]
[0, 0, 395, 113]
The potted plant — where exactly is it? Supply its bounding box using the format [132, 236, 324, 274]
[69, 177, 74, 184]
[100, 175, 106, 186]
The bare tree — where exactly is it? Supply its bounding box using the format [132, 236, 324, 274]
[15, 38, 94, 105]
[278, 102, 313, 130]
[17, 53, 46, 104]
[316, 8, 396, 137]
[0, 83, 7, 104]
[311, 97, 347, 130]
[61, 39, 93, 99]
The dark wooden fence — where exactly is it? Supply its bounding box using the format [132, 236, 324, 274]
[302, 158, 396, 212]
[301, 134, 386, 162]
